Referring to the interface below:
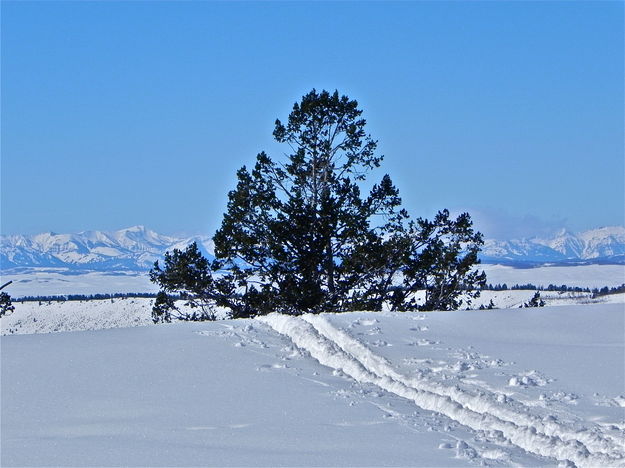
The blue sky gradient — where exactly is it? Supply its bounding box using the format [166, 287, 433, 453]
[2, 1, 623, 239]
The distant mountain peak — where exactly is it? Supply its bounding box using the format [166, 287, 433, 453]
[2, 225, 624, 272]
[1, 227, 214, 272]
[482, 226, 625, 265]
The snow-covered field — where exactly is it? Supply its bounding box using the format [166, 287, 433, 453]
[2, 263, 623, 299]
[480, 263, 625, 288]
[0, 268, 157, 297]
[2, 291, 624, 336]
[2, 264, 624, 466]
[2, 305, 624, 467]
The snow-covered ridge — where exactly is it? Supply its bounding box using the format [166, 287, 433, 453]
[482, 226, 625, 264]
[1, 226, 214, 272]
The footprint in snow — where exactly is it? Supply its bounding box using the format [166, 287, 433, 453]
[590, 393, 623, 407]
[539, 391, 579, 405]
[256, 363, 288, 371]
[370, 339, 391, 347]
[352, 318, 379, 327]
[408, 339, 439, 346]
[507, 370, 552, 388]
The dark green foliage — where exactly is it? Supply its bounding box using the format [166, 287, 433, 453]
[592, 284, 625, 297]
[150, 89, 486, 318]
[150, 242, 221, 321]
[19, 292, 164, 302]
[212, 89, 405, 315]
[0, 292, 15, 317]
[522, 291, 546, 308]
[485, 284, 592, 294]
[388, 209, 487, 311]
[152, 291, 176, 323]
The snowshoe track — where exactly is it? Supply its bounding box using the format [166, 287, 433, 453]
[258, 313, 625, 468]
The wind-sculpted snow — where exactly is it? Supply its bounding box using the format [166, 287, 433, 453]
[258, 313, 625, 467]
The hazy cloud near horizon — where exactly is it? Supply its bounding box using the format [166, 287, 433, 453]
[452, 208, 573, 241]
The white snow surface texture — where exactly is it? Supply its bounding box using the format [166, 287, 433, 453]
[2, 304, 624, 467]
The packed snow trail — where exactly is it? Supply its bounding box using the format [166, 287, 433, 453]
[258, 313, 625, 468]
[302, 314, 624, 459]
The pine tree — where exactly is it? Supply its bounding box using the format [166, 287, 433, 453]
[150, 242, 222, 320]
[213, 89, 404, 315]
[389, 210, 486, 311]
[150, 89, 486, 318]
[152, 291, 176, 323]
[0, 292, 15, 317]
[523, 291, 545, 308]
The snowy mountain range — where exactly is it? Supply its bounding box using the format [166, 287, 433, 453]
[482, 226, 625, 265]
[0, 226, 213, 272]
[1, 225, 624, 272]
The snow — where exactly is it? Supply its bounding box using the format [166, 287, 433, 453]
[2, 263, 623, 301]
[260, 311, 624, 467]
[3, 291, 623, 336]
[0, 226, 214, 270]
[1, 297, 155, 335]
[1, 268, 158, 297]
[2, 305, 624, 466]
[481, 263, 625, 288]
[482, 226, 625, 262]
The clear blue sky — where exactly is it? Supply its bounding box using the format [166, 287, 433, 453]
[2, 1, 623, 239]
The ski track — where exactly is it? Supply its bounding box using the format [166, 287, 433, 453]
[257, 313, 625, 468]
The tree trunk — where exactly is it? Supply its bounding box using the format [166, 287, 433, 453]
[326, 241, 335, 298]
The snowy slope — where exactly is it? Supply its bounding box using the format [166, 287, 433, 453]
[2, 306, 624, 467]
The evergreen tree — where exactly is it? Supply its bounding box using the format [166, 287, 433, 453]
[390, 210, 486, 311]
[150, 89, 486, 318]
[152, 291, 176, 323]
[213, 89, 403, 315]
[0, 292, 15, 317]
[150, 242, 223, 321]
[523, 291, 545, 308]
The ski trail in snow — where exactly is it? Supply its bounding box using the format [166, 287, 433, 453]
[257, 313, 625, 468]
[302, 314, 624, 460]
